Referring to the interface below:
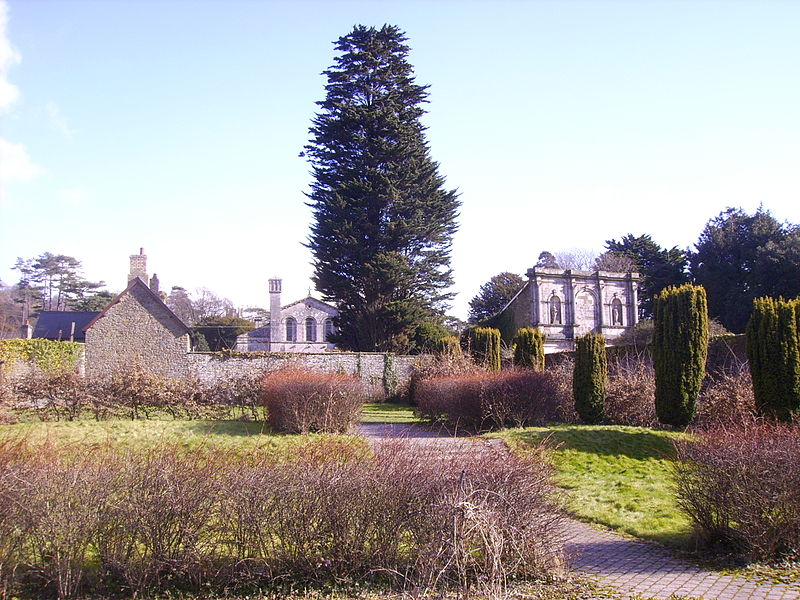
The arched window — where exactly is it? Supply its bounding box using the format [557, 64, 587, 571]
[324, 318, 334, 341]
[611, 297, 623, 326]
[305, 317, 317, 342]
[549, 294, 562, 325]
[285, 317, 297, 342]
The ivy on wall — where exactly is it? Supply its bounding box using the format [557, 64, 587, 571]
[0, 339, 83, 374]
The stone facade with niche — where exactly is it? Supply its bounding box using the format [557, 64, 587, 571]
[490, 268, 639, 353]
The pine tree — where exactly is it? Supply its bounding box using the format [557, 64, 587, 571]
[513, 328, 545, 371]
[652, 284, 709, 428]
[573, 333, 607, 424]
[746, 297, 800, 421]
[305, 25, 460, 352]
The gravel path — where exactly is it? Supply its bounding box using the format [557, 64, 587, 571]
[358, 422, 800, 600]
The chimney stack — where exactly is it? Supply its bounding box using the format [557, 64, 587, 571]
[269, 278, 282, 350]
[149, 273, 160, 294]
[20, 319, 32, 339]
[128, 248, 148, 285]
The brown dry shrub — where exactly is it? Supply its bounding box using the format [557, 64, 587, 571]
[408, 352, 479, 406]
[547, 357, 579, 423]
[416, 369, 560, 430]
[260, 368, 366, 433]
[693, 369, 757, 429]
[605, 354, 657, 427]
[673, 424, 800, 562]
[11, 371, 93, 422]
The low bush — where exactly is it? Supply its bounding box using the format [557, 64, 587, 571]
[407, 352, 478, 406]
[261, 368, 366, 433]
[604, 355, 657, 427]
[415, 369, 559, 430]
[693, 369, 757, 428]
[0, 438, 565, 598]
[673, 424, 800, 562]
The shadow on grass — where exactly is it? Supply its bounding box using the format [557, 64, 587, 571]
[183, 419, 276, 437]
[504, 425, 681, 461]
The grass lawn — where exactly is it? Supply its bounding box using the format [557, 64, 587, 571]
[0, 416, 366, 453]
[361, 401, 421, 424]
[494, 424, 694, 547]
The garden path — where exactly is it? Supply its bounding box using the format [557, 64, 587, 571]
[358, 423, 800, 600]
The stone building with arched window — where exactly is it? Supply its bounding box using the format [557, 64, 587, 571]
[235, 278, 339, 352]
[488, 267, 640, 353]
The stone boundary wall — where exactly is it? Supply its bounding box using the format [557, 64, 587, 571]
[186, 352, 419, 388]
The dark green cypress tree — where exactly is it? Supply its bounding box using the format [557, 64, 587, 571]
[652, 284, 709, 428]
[573, 333, 607, 424]
[746, 297, 800, 421]
[513, 328, 545, 371]
[469, 327, 501, 371]
[304, 25, 460, 352]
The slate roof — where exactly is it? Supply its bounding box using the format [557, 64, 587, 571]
[32, 311, 100, 342]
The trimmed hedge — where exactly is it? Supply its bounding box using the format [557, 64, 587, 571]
[573, 333, 607, 424]
[652, 284, 708, 428]
[468, 327, 501, 372]
[746, 297, 800, 422]
[513, 328, 545, 371]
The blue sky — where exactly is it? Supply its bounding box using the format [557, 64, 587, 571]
[1, 0, 798, 319]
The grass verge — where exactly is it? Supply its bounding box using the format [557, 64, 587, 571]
[493, 424, 693, 547]
[0, 416, 365, 453]
[361, 402, 421, 424]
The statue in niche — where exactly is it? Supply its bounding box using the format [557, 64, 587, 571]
[549, 293, 562, 325]
[611, 297, 623, 326]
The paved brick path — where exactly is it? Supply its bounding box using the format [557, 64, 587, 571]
[564, 519, 800, 599]
[359, 423, 800, 600]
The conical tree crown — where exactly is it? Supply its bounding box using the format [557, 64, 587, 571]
[305, 25, 460, 352]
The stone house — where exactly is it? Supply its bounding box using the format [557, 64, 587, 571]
[489, 267, 640, 353]
[84, 276, 191, 380]
[236, 278, 338, 353]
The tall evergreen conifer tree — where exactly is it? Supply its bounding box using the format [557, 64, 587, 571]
[304, 25, 460, 352]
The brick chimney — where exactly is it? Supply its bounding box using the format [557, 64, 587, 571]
[20, 319, 32, 339]
[128, 248, 148, 285]
[149, 273, 160, 294]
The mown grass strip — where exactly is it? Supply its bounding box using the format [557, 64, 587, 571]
[494, 424, 693, 547]
[361, 402, 421, 424]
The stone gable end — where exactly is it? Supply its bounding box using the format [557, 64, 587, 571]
[85, 283, 190, 379]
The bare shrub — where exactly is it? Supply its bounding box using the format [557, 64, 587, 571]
[96, 366, 171, 420]
[416, 369, 560, 430]
[547, 357, 578, 423]
[413, 444, 566, 597]
[202, 373, 264, 420]
[693, 369, 757, 429]
[95, 444, 223, 594]
[0, 437, 33, 596]
[261, 368, 366, 433]
[408, 352, 479, 406]
[19, 444, 110, 599]
[673, 424, 800, 562]
[605, 354, 657, 427]
[12, 371, 93, 421]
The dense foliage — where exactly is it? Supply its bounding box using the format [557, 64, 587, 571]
[305, 25, 460, 352]
[0, 338, 83, 375]
[652, 284, 708, 428]
[468, 272, 526, 323]
[192, 316, 254, 351]
[691, 207, 800, 333]
[512, 327, 545, 371]
[573, 333, 607, 424]
[746, 297, 800, 421]
[604, 234, 689, 319]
